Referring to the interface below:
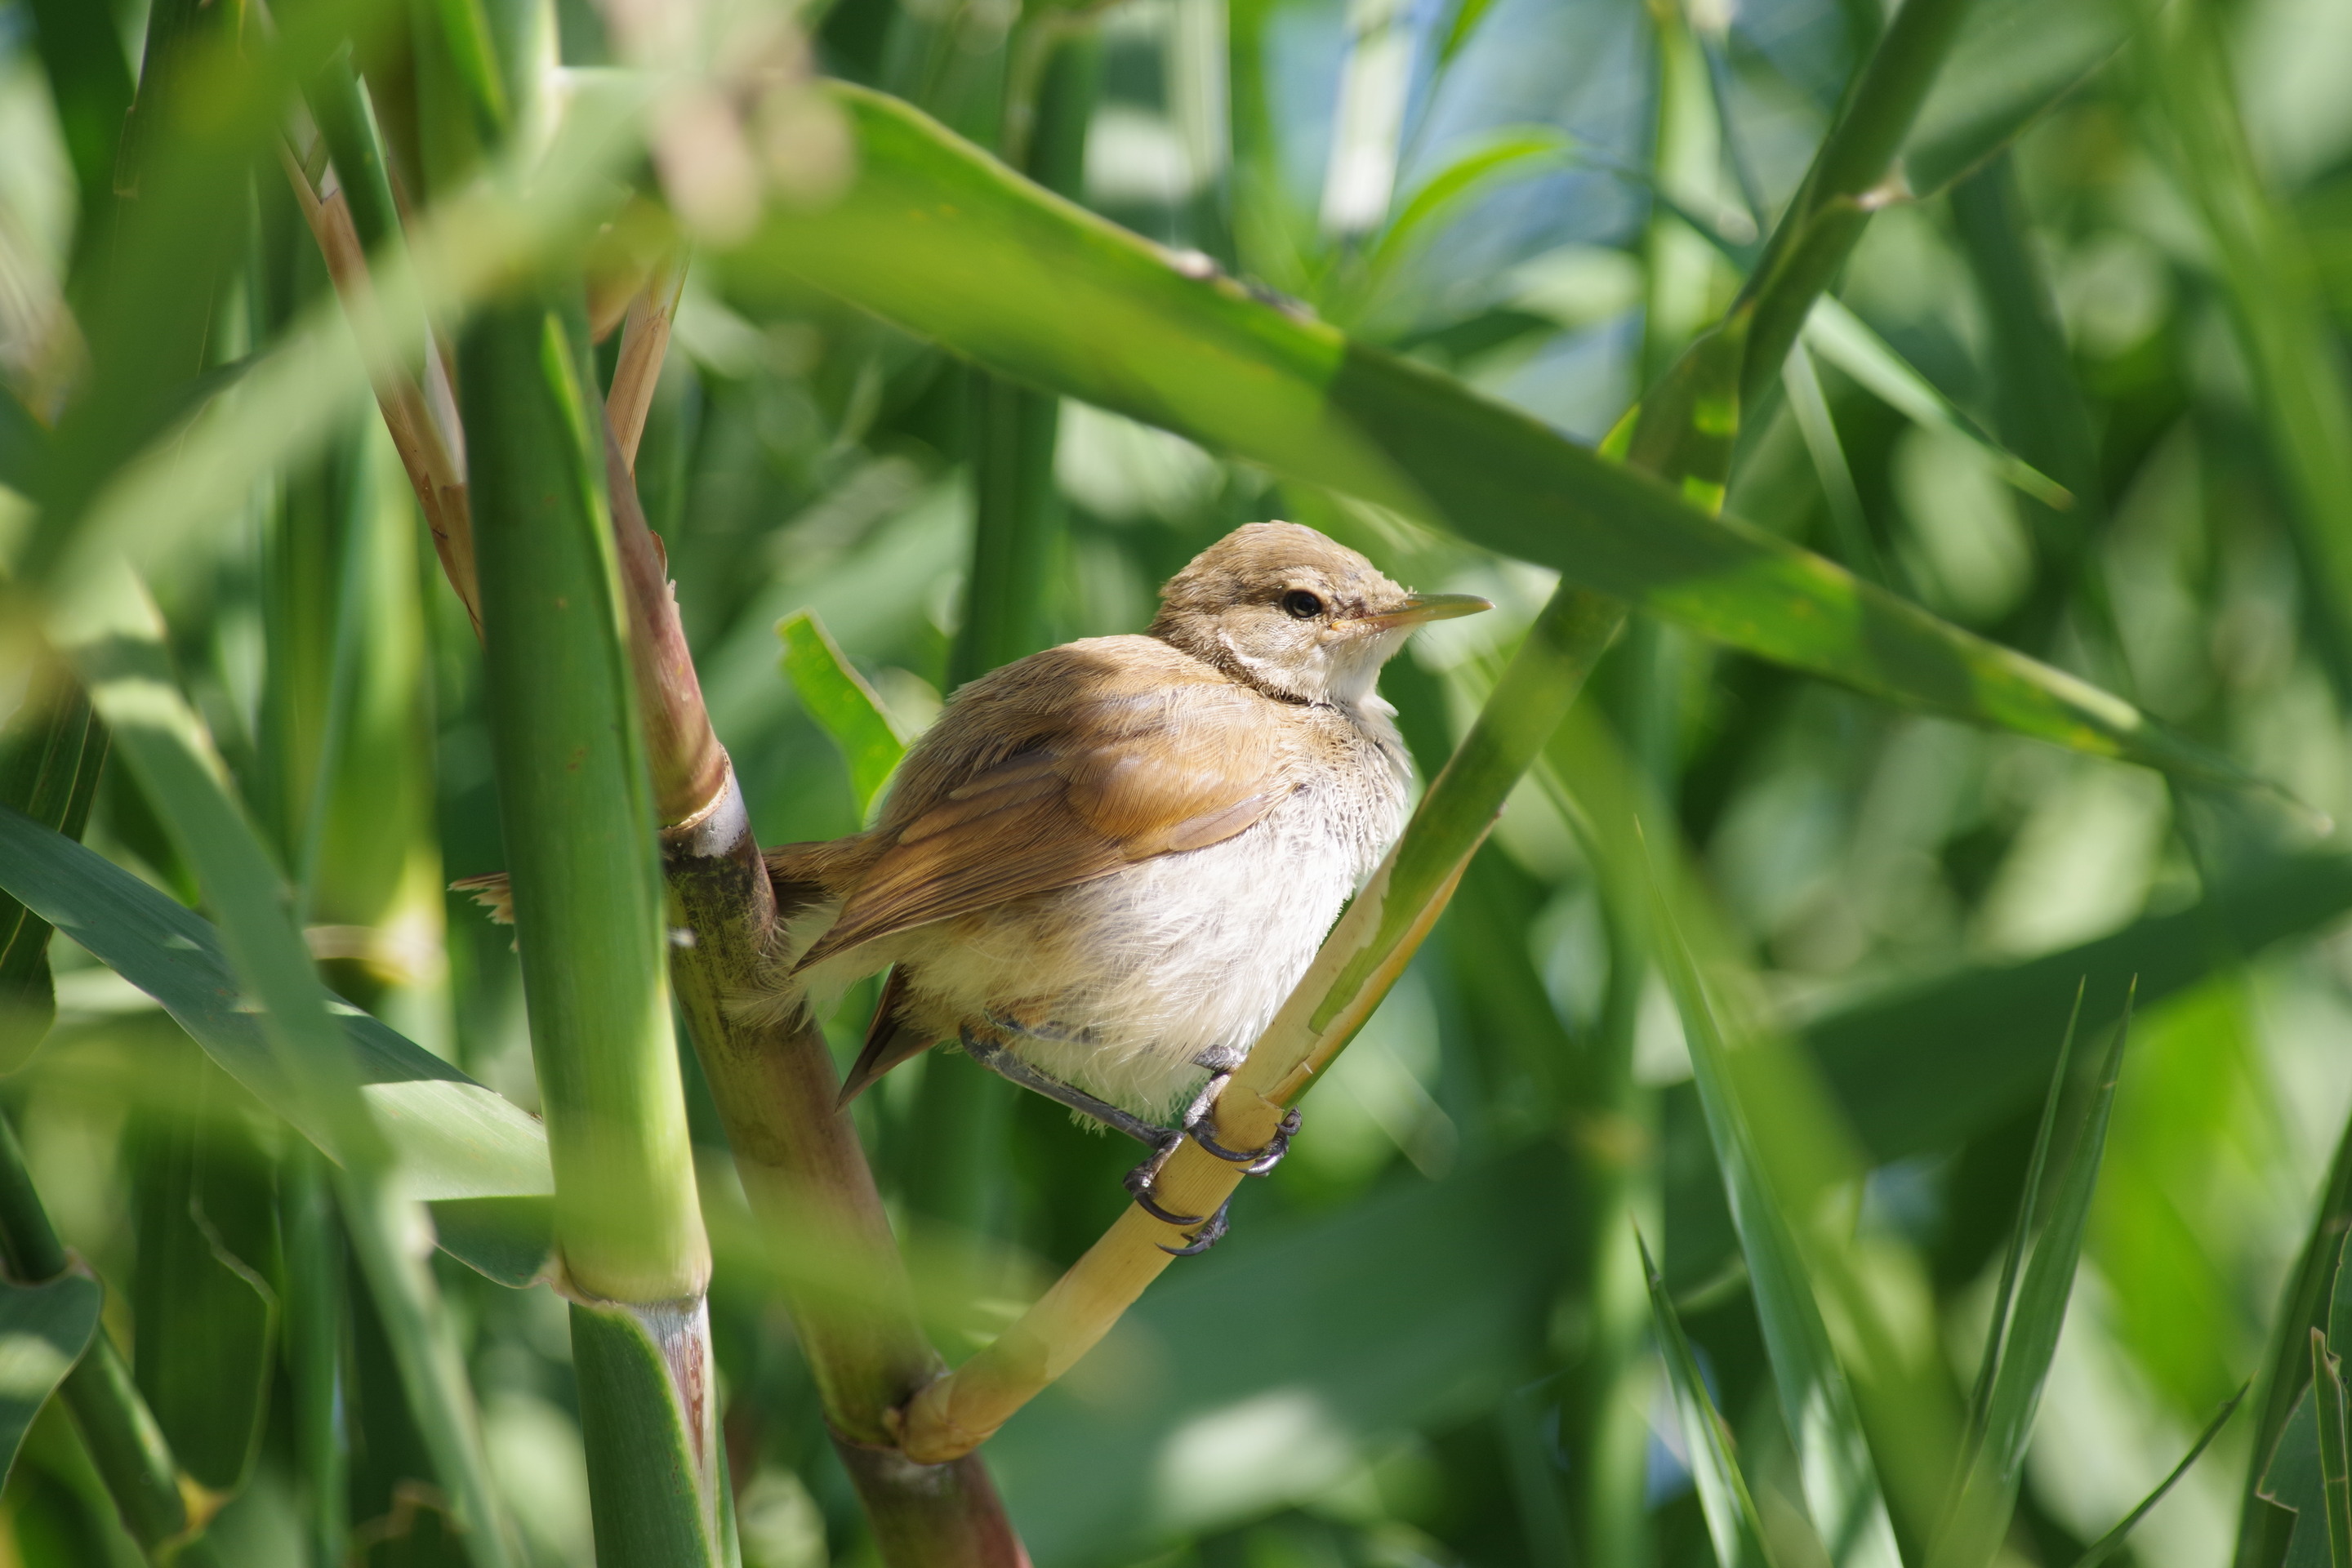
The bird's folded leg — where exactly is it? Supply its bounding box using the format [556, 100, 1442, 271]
[956, 1027, 1171, 1147]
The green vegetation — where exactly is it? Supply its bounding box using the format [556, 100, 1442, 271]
[2, 0, 2350, 1561]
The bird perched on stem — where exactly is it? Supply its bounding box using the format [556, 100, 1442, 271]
[760, 523, 1486, 1247]
[464, 523, 1485, 1249]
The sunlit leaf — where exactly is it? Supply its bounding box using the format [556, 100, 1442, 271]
[722, 84, 2261, 793]
[779, 608, 909, 817]
[1804, 297, 2070, 508]
[0, 1269, 103, 1496]
[1935, 986, 2132, 1567]
[1641, 1232, 1781, 1568]
[1646, 871, 1904, 1568]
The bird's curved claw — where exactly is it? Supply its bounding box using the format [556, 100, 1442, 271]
[1157, 1200, 1230, 1256]
[1191, 1107, 1303, 1177]
[1121, 1160, 1205, 1228]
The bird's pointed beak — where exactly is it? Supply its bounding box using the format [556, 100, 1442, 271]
[1356, 592, 1494, 632]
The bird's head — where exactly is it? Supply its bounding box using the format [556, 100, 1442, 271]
[1147, 522, 1490, 706]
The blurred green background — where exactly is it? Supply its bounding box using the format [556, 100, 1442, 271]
[6, 0, 2352, 1560]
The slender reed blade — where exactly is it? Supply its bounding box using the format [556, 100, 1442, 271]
[2243, 1114, 2352, 1564]
[1641, 1231, 1783, 1568]
[2316, 1333, 2352, 1568]
[1967, 979, 2087, 1440]
[1936, 982, 2133, 1566]
[1645, 868, 1904, 1568]
[2071, 1381, 2247, 1568]
[728, 85, 2262, 797]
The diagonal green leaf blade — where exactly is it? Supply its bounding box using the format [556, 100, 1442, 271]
[1936, 984, 2133, 1566]
[0, 803, 552, 1207]
[1803, 298, 2070, 508]
[1646, 870, 1904, 1568]
[779, 608, 909, 817]
[1902, 0, 2133, 194]
[2315, 1332, 2352, 1568]
[2073, 1382, 2247, 1568]
[1967, 982, 2087, 1441]
[1641, 1232, 1782, 1568]
[722, 84, 2263, 795]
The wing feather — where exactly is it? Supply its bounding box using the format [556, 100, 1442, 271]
[795, 649, 1292, 969]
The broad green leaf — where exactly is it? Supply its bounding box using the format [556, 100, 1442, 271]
[0, 1268, 103, 1497]
[2072, 1383, 2247, 1567]
[1803, 298, 2070, 508]
[721, 84, 2259, 794]
[779, 608, 909, 817]
[1902, 0, 2132, 194]
[0, 804, 552, 1209]
[1936, 987, 2132, 1567]
[1646, 876, 1904, 1568]
[1640, 1232, 1781, 1568]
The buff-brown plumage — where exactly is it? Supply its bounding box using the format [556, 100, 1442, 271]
[462, 523, 1486, 1120]
[757, 522, 1488, 1117]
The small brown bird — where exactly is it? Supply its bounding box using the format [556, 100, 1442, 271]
[463, 522, 1486, 1247]
[755, 522, 1486, 1245]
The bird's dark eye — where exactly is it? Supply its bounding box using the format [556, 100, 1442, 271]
[1281, 590, 1325, 619]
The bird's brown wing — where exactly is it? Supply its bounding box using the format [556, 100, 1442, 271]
[795, 670, 1290, 971]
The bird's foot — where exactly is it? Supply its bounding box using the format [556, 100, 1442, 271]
[1120, 1083, 1304, 1254]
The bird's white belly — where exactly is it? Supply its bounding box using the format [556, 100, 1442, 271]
[898, 771, 1401, 1118]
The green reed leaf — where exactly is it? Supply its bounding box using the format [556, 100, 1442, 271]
[1641, 1231, 1782, 1568]
[780, 608, 910, 818]
[724, 83, 2261, 796]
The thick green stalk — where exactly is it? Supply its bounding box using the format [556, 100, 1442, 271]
[462, 298, 720, 1561]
